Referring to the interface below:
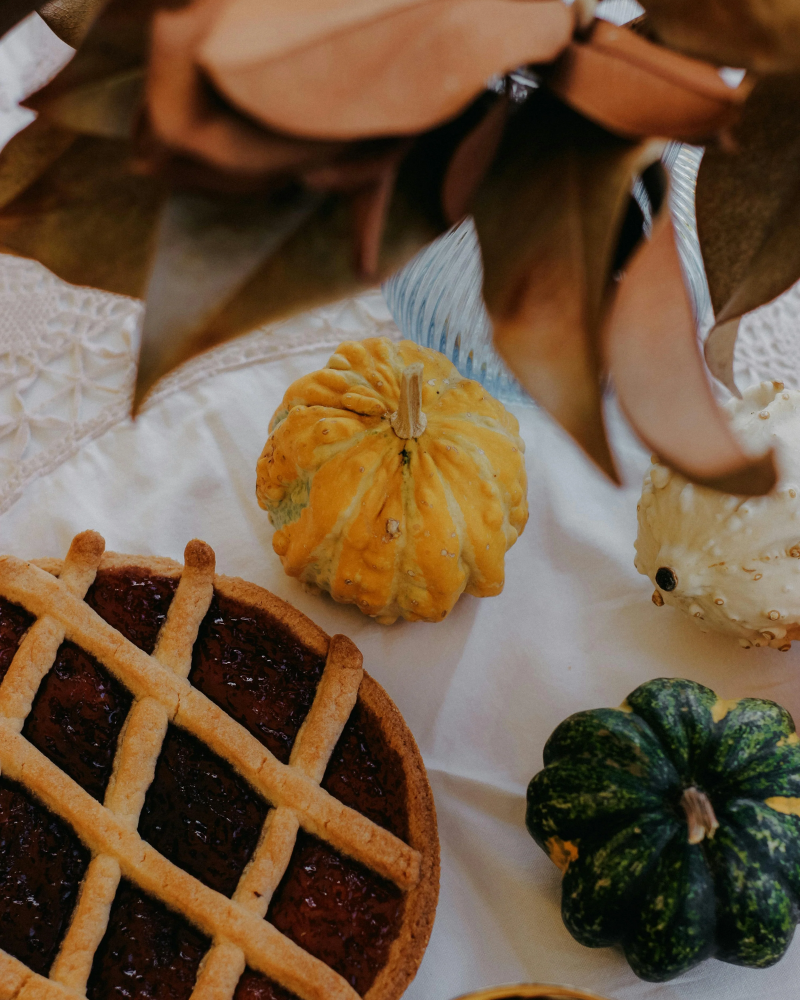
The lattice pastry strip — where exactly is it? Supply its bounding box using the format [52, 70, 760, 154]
[0, 555, 420, 889]
[50, 539, 217, 992]
[0, 531, 104, 729]
[190, 634, 364, 1000]
[0, 535, 429, 1000]
[0, 564, 360, 1000]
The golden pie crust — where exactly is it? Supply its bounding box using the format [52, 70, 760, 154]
[0, 531, 439, 1000]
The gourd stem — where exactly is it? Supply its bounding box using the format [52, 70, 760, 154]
[391, 363, 428, 439]
[681, 787, 719, 845]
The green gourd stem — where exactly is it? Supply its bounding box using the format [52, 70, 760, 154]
[391, 363, 428, 439]
[680, 787, 719, 845]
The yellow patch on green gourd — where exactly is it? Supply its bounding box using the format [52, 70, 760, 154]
[765, 797, 800, 817]
[777, 733, 800, 746]
[711, 698, 740, 723]
[545, 836, 579, 872]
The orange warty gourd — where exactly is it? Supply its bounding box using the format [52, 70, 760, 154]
[256, 337, 528, 623]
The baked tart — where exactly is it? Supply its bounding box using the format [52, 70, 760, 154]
[0, 531, 438, 1000]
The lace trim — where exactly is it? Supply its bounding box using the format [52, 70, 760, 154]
[0, 252, 398, 515]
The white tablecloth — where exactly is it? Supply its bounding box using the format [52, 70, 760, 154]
[6, 12, 800, 1000]
[5, 313, 800, 1000]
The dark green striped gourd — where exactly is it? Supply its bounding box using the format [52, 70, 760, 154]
[526, 678, 800, 981]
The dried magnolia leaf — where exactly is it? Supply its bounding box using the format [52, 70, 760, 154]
[185, 197, 370, 368]
[38, 0, 109, 47]
[549, 19, 751, 141]
[28, 0, 150, 109]
[442, 95, 509, 224]
[302, 139, 413, 277]
[134, 148, 441, 407]
[194, 0, 575, 139]
[146, 0, 349, 177]
[349, 158, 401, 278]
[31, 68, 144, 138]
[604, 208, 776, 495]
[698, 75, 800, 392]
[0, 135, 163, 297]
[472, 89, 663, 480]
[639, 0, 800, 73]
[0, 116, 75, 210]
[134, 187, 322, 408]
[703, 317, 740, 395]
[698, 77, 800, 313]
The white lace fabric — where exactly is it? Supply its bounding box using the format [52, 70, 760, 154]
[0, 250, 398, 514]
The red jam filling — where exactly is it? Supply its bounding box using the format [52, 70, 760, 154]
[268, 831, 405, 996]
[0, 571, 413, 997]
[21, 569, 176, 803]
[0, 595, 34, 683]
[23, 641, 133, 801]
[87, 880, 210, 1000]
[322, 700, 409, 842]
[85, 569, 179, 655]
[189, 593, 326, 764]
[234, 969, 299, 1000]
[0, 777, 89, 975]
[138, 725, 269, 897]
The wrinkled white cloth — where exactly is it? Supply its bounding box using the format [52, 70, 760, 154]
[5, 330, 800, 1000]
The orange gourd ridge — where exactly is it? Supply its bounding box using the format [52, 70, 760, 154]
[256, 337, 528, 624]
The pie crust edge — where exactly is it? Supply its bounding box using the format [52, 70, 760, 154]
[30, 549, 440, 1000]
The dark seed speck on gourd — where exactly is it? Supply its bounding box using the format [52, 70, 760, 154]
[656, 567, 677, 591]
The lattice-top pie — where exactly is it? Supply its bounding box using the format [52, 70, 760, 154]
[0, 531, 438, 1000]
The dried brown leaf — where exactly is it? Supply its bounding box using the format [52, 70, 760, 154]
[703, 317, 740, 396]
[0, 116, 75, 211]
[442, 95, 509, 224]
[604, 208, 776, 495]
[31, 68, 144, 138]
[133, 188, 322, 409]
[0, 135, 163, 297]
[195, 0, 575, 139]
[549, 19, 751, 141]
[38, 0, 109, 47]
[145, 0, 349, 177]
[697, 75, 800, 391]
[472, 89, 662, 480]
[639, 0, 800, 73]
[28, 0, 150, 108]
[133, 151, 441, 407]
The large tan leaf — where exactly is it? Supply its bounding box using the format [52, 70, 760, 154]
[145, 0, 350, 178]
[133, 150, 441, 407]
[31, 68, 144, 138]
[639, 0, 800, 73]
[697, 76, 800, 391]
[29, 0, 151, 107]
[549, 19, 751, 141]
[604, 208, 776, 495]
[0, 135, 163, 297]
[441, 95, 509, 224]
[133, 188, 322, 408]
[472, 89, 662, 480]
[38, 0, 109, 47]
[0, 117, 75, 211]
[189, 0, 574, 138]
